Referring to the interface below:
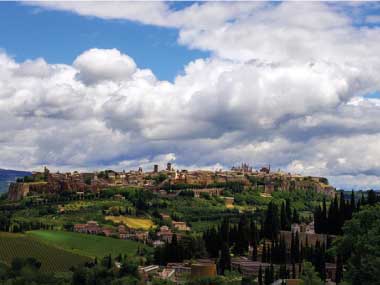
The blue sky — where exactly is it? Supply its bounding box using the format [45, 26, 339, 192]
[0, 2, 208, 81]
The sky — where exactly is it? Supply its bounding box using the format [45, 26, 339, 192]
[1, 1, 380, 189]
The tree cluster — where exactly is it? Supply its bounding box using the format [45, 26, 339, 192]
[153, 234, 207, 265]
[262, 200, 299, 240]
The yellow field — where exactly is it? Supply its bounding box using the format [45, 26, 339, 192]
[105, 216, 154, 230]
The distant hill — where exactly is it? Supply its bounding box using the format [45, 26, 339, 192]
[0, 169, 31, 194]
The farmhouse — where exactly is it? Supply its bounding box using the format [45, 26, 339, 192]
[172, 221, 190, 231]
[74, 221, 101, 235]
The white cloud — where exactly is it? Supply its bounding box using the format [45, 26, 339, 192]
[2, 2, 380, 189]
[73, 48, 137, 85]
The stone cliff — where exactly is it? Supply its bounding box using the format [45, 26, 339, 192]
[8, 182, 30, 201]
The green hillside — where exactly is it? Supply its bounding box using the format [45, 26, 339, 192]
[0, 232, 90, 272]
[28, 230, 150, 259]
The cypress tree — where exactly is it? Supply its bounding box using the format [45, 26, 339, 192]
[279, 235, 287, 264]
[270, 264, 275, 284]
[290, 232, 295, 263]
[258, 266, 263, 285]
[262, 243, 267, 263]
[252, 239, 258, 261]
[279, 264, 287, 279]
[314, 205, 321, 233]
[294, 231, 300, 263]
[338, 191, 346, 233]
[361, 192, 366, 206]
[322, 198, 327, 233]
[235, 215, 249, 255]
[292, 208, 300, 224]
[356, 198, 361, 212]
[285, 199, 292, 229]
[220, 217, 230, 243]
[336, 254, 343, 284]
[267, 245, 272, 264]
[264, 202, 280, 240]
[350, 190, 356, 214]
[107, 254, 112, 269]
[280, 202, 288, 231]
[250, 220, 258, 245]
[218, 242, 231, 275]
[264, 267, 271, 285]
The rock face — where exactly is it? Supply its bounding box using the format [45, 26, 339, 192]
[7, 176, 107, 201]
[7, 182, 30, 201]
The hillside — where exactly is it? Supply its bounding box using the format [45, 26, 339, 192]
[0, 169, 31, 193]
[0, 232, 90, 272]
[28, 230, 151, 258]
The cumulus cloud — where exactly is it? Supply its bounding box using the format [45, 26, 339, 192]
[73, 48, 137, 84]
[2, 2, 380, 189]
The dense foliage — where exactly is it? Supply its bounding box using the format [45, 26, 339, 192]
[336, 204, 380, 285]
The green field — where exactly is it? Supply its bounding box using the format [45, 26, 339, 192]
[28, 230, 151, 258]
[0, 232, 90, 272]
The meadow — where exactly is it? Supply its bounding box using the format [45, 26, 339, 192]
[28, 230, 151, 258]
[0, 232, 90, 272]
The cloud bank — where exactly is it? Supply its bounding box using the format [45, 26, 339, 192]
[2, 2, 380, 189]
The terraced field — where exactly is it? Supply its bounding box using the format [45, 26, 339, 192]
[28, 230, 151, 258]
[0, 232, 90, 272]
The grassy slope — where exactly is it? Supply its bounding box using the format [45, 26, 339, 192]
[28, 230, 151, 259]
[0, 232, 90, 272]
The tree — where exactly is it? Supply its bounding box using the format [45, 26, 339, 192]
[234, 215, 249, 255]
[335, 254, 343, 284]
[262, 243, 267, 263]
[258, 266, 263, 285]
[285, 199, 292, 228]
[336, 205, 380, 285]
[218, 242, 231, 275]
[252, 238, 258, 261]
[367, 190, 377, 206]
[264, 267, 272, 285]
[292, 262, 296, 279]
[292, 208, 300, 224]
[299, 262, 324, 285]
[264, 202, 280, 240]
[280, 202, 289, 231]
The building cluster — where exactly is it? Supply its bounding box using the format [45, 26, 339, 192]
[8, 162, 335, 201]
[73, 218, 191, 247]
[279, 221, 330, 249]
[73, 221, 149, 242]
[139, 259, 217, 284]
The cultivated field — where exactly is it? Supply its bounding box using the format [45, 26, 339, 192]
[105, 216, 154, 230]
[0, 232, 90, 272]
[28, 230, 150, 258]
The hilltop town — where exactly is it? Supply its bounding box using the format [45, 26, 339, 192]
[7, 163, 335, 201]
[1, 161, 379, 285]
